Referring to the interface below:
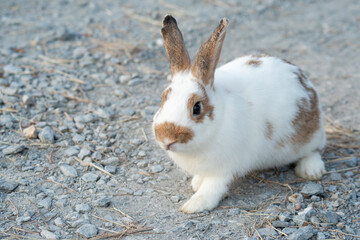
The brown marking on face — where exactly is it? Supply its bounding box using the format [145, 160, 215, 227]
[155, 121, 194, 144]
[266, 121, 274, 140]
[251, 53, 271, 58]
[161, 15, 191, 76]
[247, 59, 262, 66]
[187, 83, 214, 123]
[191, 18, 228, 88]
[161, 87, 172, 109]
[291, 69, 320, 146]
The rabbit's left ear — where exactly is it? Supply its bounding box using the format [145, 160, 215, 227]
[161, 15, 191, 77]
[191, 18, 228, 87]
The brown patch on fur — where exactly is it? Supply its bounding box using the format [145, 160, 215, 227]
[161, 87, 172, 109]
[155, 121, 194, 144]
[191, 18, 228, 87]
[247, 59, 262, 66]
[161, 15, 191, 76]
[282, 59, 295, 66]
[291, 69, 320, 146]
[187, 83, 214, 123]
[276, 139, 286, 148]
[251, 53, 271, 58]
[266, 121, 274, 140]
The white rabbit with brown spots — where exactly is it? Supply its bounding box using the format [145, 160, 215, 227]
[153, 15, 326, 213]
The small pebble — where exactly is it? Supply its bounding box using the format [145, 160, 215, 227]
[75, 203, 91, 213]
[64, 146, 80, 157]
[2, 145, 26, 155]
[23, 125, 38, 139]
[76, 224, 98, 238]
[59, 164, 78, 177]
[151, 165, 164, 173]
[78, 148, 91, 160]
[0, 178, 19, 192]
[94, 196, 111, 207]
[39, 197, 52, 210]
[82, 173, 99, 182]
[329, 172, 342, 181]
[301, 182, 325, 197]
[288, 226, 316, 240]
[41, 229, 58, 239]
[101, 157, 121, 166]
[39, 126, 55, 143]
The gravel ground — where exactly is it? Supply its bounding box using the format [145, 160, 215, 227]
[0, 0, 359, 239]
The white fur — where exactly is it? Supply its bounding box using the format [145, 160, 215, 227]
[153, 56, 326, 213]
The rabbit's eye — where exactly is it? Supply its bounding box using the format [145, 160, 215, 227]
[193, 101, 202, 116]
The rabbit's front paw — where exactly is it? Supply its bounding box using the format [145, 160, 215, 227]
[180, 194, 217, 213]
[191, 175, 204, 192]
[295, 152, 326, 180]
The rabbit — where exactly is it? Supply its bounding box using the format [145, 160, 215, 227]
[153, 15, 326, 213]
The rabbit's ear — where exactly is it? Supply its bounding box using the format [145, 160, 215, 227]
[161, 15, 191, 77]
[191, 18, 228, 87]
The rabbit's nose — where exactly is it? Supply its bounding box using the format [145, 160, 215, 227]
[165, 141, 177, 151]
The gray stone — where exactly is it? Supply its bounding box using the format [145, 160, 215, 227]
[2, 87, 18, 95]
[78, 148, 91, 160]
[94, 108, 111, 119]
[72, 134, 85, 143]
[137, 161, 148, 168]
[327, 185, 337, 192]
[64, 146, 80, 157]
[288, 226, 316, 240]
[39, 197, 52, 210]
[101, 157, 121, 166]
[16, 215, 31, 224]
[82, 172, 99, 182]
[75, 203, 91, 213]
[0, 178, 19, 192]
[271, 221, 290, 228]
[151, 165, 164, 173]
[54, 217, 65, 227]
[344, 171, 354, 178]
[0, 114, 16, 127]
[278, 212, 291, 222]
[4, 64, 22, 74]
[170, 196, 180, 203]
[104, 165, 116, 174]
[317, 232, 326, 240]
[39, 126, 55, 143]
[310, 195, 321, 202]
[329, 172, 342, 181]
[293, 206, 316, 225]
[127, 78, 143, 86]
[282, 227, 297, 235]
[73, 47, 87, 59]
[2, 145, 26, 155]
[41, 229, 58, 239]
[346, 156, 358, 167]
[119, 75, 131, 83]
[255, 227, 278, 237]
[227, 208, 241, 216]
[301, 182, 325, 197]
[134, 190, 143, 196]
[74, 114, 97, 123]
[76, 224, 98, 238]
[322, 211, 340, 224]
[59, 164, 78, 177]
[94, 196, 111, 207]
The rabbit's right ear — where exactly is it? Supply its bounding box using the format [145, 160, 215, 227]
[161, 15, 191, 77]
